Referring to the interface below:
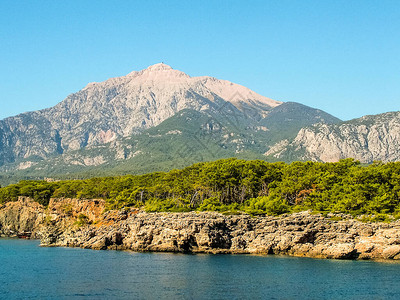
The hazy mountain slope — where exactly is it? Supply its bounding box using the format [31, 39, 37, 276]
[0, 102, 341, 185]
[261, 102, 340, 133]
[266, 111, 400, 163]
[0, 109, 265, 179]
[0, 112, 62, 166]
[256, 102, 342, 145]
[0, 63, 281, 167]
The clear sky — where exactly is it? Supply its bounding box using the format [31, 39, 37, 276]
[0, 0, 399, 121]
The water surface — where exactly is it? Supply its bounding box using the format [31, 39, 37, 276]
[1, 239, 399, 299]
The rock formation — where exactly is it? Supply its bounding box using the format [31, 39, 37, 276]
[266, 111, 400, 163]
[0, 197, 105, 238]
[2, 197, 400, 260]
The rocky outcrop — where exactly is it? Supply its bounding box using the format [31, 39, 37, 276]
[266, 111, 400, 163]
[45, 210, 400, 260]
[2, 197, 400, 260]
[0, 197, 46, 238]
[0, 197, 105, 238]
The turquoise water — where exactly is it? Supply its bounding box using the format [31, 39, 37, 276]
[1, 239, 400, 299]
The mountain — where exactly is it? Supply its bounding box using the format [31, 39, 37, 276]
[265, 111, 400, 163]
[258, 102, 341, 143]
[0, 63, 347, 185]
[0, 63, 282, 167]
[0, 102, 340, 182]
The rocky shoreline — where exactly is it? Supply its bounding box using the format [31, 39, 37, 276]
[2, 197, 400, 260]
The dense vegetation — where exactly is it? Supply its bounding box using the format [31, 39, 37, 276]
[1, 158, 400, 220]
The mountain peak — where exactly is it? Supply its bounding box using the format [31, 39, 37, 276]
[146, 63, 173, 71]
[127, 63, 190, 81]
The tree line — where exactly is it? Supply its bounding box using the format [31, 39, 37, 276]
[1, 158, 400, 220]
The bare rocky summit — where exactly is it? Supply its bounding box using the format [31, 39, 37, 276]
[2, 197, 400, 260]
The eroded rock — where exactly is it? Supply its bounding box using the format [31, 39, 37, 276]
[2, 197, 400, 260]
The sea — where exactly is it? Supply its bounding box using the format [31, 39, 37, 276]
[1, 239, 400, 299]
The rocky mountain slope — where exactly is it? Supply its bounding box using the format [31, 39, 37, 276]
[0, 104, 340, 184]
[0, 64, 343, 184]
[0, 63, 281, 167]
[3, 197, 400, 260]
[1, 63, 398, 184]
[266, 111, 400, 163]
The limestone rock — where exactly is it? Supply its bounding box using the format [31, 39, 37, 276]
[267, 112, 400, 163]
[3, 197, 400, 260]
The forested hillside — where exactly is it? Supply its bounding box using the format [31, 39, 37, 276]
[1, 158, 400, 220]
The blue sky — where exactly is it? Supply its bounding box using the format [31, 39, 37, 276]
[0, 0, 399, 121]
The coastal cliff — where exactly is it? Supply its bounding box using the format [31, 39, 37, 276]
[0, 197, 105, 239]
[2, 197, 400, 260]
